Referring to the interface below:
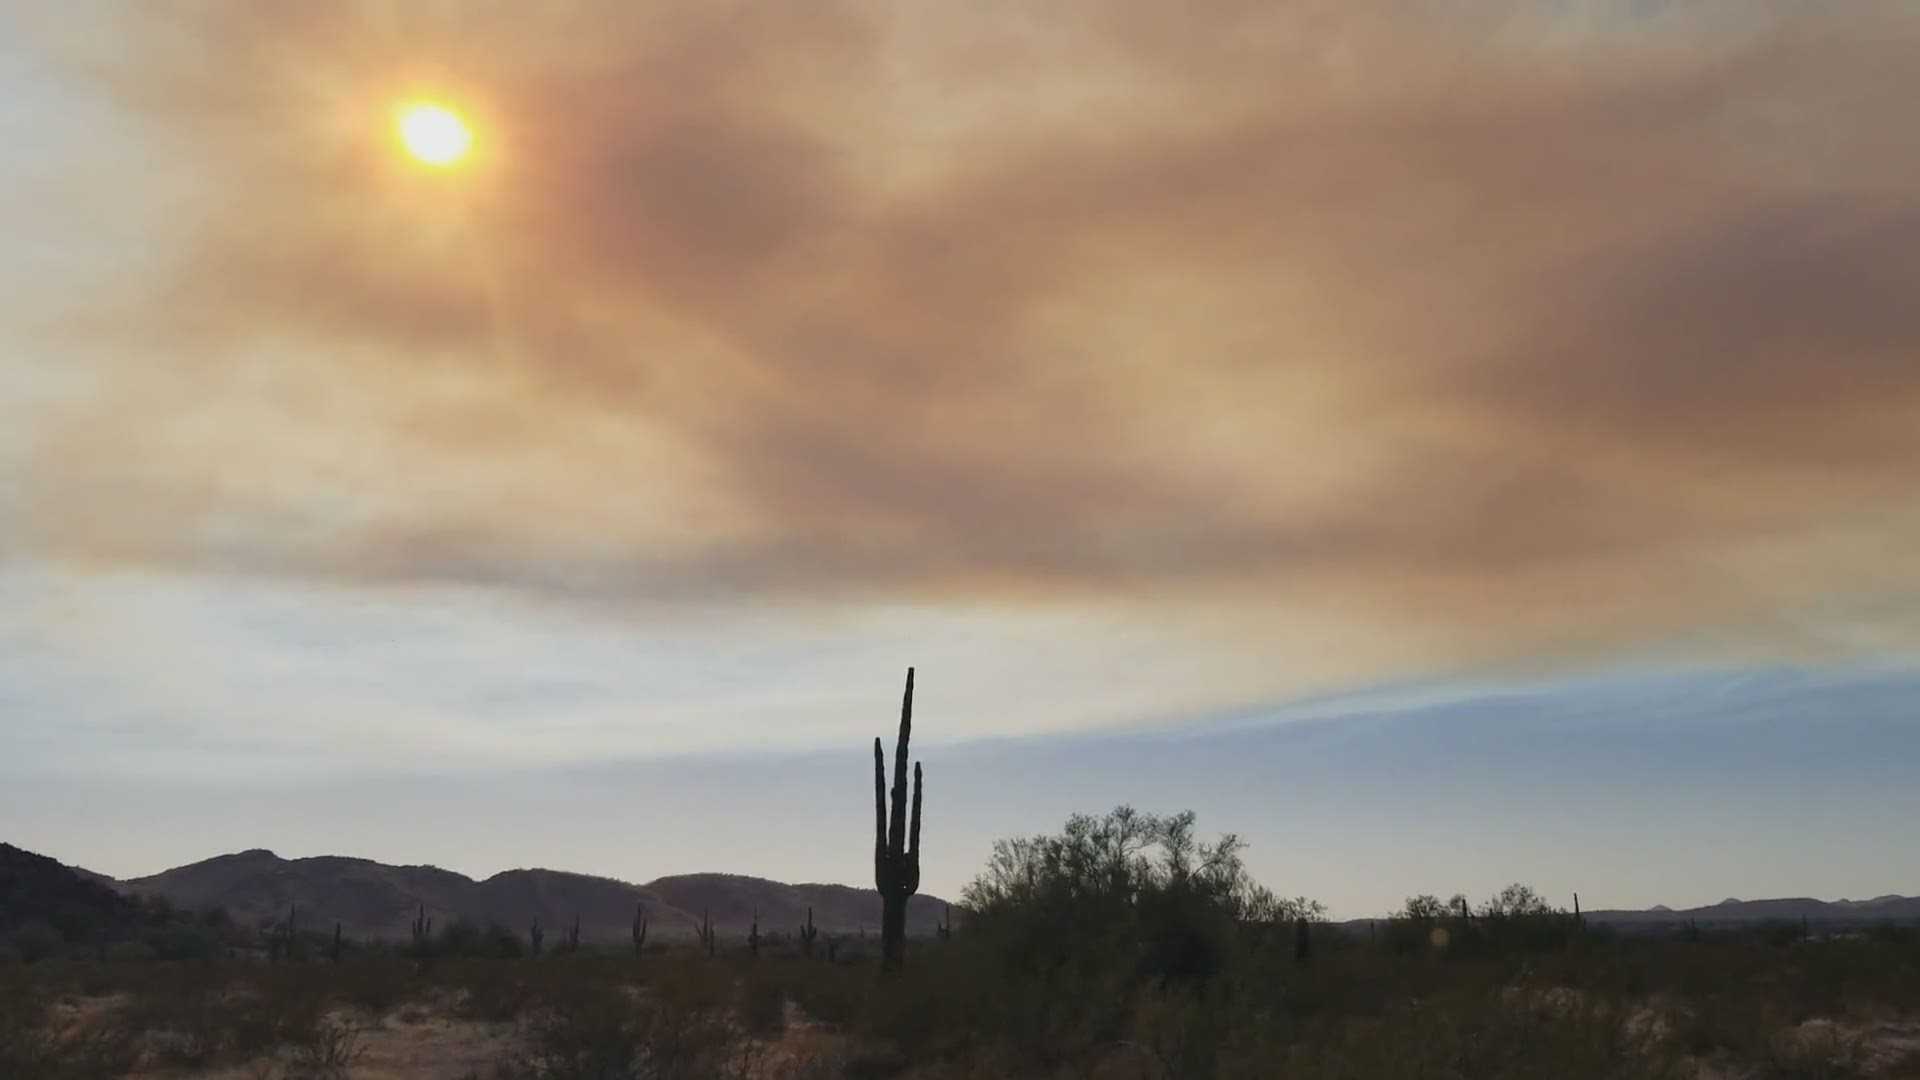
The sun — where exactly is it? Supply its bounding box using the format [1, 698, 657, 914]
[394, 102, 472, 167]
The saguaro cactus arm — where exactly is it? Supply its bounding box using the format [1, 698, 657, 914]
[874, 738, 887, 861]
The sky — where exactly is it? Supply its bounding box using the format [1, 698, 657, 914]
[0, 2, 1916, 918]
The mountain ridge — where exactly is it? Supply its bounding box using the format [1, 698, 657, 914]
[39, 845, 1916, 938]
[1334, 894, 1920, 928]
[106, 849, 954, 941]
[1581, 894, 1920, 926]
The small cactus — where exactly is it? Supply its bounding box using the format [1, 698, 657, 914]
[530, 921, 544, 957]
[693, 909, 715, 957]
[565, 914, 581, 953]
[937, 903, 953, 941]
[799, 907, 819, 956]
[632, 902, 649, 956]
[410, 903, 432, 947]
[748, 910, 761, 957]
[274, 903, 298, 963]
[331, 922, 343, 966]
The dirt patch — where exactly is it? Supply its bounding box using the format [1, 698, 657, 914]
[345, 1011, 520, 1080]
[122, 1008, 517, 1080]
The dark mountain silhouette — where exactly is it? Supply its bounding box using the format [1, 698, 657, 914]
[1335, 893, 1920, 930]
[1583, 894, 1920, 926]
[1, 843, 185, 943]
[32, 843, 1909, 940]
[110, 850, 952, 941]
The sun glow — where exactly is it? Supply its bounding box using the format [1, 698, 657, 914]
[394, 102, 472, 167]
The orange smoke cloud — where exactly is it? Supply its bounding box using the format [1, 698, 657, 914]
[9, 1, 1920, 671]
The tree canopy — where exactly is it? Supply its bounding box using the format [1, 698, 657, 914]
[962, 806, 1322, 985]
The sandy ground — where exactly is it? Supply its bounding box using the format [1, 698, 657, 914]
[114, 1009, 516, 1080]
[1687, 1018, 1920, 1080]
[316, 1012, 518, 1080]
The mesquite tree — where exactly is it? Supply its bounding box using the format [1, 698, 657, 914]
[874, 667, 924, 972]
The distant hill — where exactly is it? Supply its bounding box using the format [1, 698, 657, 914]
[1583, 894, 1920, 927]
[0, 843, 182, 945]
[1334, 893, 1920, 931]
[111, 850, 954, 942]
[60, 844, 1913, 940]
[3, 843, 136, 937]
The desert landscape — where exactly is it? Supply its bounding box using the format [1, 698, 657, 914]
[8, 712, 1920, 1080]
[6, 1, 1920, 1076]
[8, 830, 1920, 1078]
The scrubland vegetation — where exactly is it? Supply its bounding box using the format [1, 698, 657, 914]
[4, 807, 1920, 1078]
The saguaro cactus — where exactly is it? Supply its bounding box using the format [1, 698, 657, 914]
[331, 922, 343, 966]
[530, 921, 544, 957]
[799, 907, 819, 956]
[411, 904, 432, 947]
[936, 903, 953, 941]
[748, 910, 761, 957]
[632, 903, 649, 956]
[565, 914, 582, 953]
[694, 909, 715, 957]
[874, 667, 924, 972]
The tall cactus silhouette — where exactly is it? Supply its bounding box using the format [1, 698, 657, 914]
[874, 667, 924, 972]
[410, 903, 432, 948]
[268, 904, 296, 964]
[632, 902, 649, 956]
[693, 908, 715, 957]
[799, 906, 819, 956]
[530, 920, 544, 957]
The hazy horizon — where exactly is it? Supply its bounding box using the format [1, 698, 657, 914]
[3, 4, 1917, 923]
[9, 662, 1917, 921]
